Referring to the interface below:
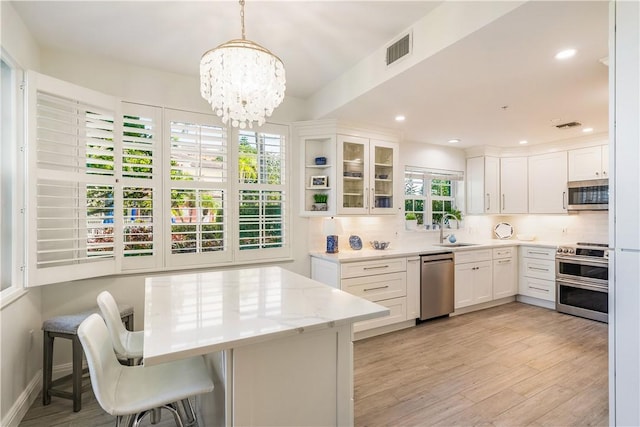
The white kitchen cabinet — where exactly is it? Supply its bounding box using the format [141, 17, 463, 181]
[528, 151, 568, 214]
[406, 256, 421, 320]
[466, 156, 499, 214]
[568, 145, 609, 181]
[299, 134, 337, 216]
[500, 157, 528, 213]
[311, 255, 413, 337]
[518, 245, 556, 305]
[454, 249, 493, 308]
[493, 247, 517, 299]
[337, 135, 398, 215]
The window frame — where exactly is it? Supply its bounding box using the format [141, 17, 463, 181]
[1, 51, 26, 304]
[404, 168, 463, 227]
[25, 71, 292, 286]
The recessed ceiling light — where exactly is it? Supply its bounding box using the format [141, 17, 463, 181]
[555, 49, 577, 60]
[519, 140, 528, 145]
[583, 127, 594, 133]
[395, 115, 405, 122]
[447, 139, 460, 144]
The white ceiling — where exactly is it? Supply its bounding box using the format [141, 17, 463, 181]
[11, 0, 609, 148]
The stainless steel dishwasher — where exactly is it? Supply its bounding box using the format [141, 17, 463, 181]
[420, 252, 455, 320]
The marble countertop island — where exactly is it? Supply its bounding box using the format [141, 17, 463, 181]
[143, 266, 389, 366]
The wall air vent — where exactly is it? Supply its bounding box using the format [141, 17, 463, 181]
[386, 33, 411, 66]
[556, 121, 582, 129]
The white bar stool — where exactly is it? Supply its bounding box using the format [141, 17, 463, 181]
[97, 291, 144, 364]
[78, 314, 214, 427]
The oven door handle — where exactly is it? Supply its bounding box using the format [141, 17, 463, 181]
[557, 278, 608, 293]
[556, 256, 609, 267]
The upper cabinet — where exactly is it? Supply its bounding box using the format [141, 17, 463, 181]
[295, 121, 399, 217]
[466, 156, 499, 214]
[568, 145, 609, 181]
[500, 157, 528, 214]
[337, 136, 398, 215]
[528, 151, 568, 214]
[300, 134, 337, 216]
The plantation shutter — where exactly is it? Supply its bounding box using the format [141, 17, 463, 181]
[164, 109, 231, 267]
[121, 102, 162, 270]
[26, 71, 120, 286]
[236, 123, 289, 261]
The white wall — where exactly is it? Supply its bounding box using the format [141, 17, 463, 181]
[0, 2, 43, 426]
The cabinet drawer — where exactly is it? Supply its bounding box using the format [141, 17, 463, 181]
[493, 247, 515, 259]
[341, 257, 406, 279]
[520, 246, 556, 261]
[520, 277, 555, 302]
[342, 272, 406, 302]
[455, 249, 492, 264]
[353, 297, 407, 333]
[521, 258, 555, 280]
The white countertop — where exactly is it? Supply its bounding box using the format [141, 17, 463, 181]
[311, 239, 559, 263]
[143, 266, 389, 365]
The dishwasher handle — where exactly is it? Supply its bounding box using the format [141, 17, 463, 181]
[421, 253, 454, 263]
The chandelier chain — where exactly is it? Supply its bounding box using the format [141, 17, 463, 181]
[240, 0, 246, 40]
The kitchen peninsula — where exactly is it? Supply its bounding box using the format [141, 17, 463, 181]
[143, 266, 388, 426]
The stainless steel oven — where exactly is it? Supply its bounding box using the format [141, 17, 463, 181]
[556, 242, 609, 323]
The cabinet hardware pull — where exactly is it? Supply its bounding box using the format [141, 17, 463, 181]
[486, 193, 490, 210]
[528, 251, 549, 256]
[363, 285, 389, 292]
[529, 267, 549, 272]
[363, 265, 389, 270]
[365, 187, 369, 209]
[603, 170, 607, 176]
[529, 286, 549, 292]
[498, 260, 511, 264]
[562, 191, 567, 210]
[502, 194, 505, 211]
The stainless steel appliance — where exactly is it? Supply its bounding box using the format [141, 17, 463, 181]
[420, 252, 454, 320]
[567, 179, 609, 211]
[556, 242, 609, 323]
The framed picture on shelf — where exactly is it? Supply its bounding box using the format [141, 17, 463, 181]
[310, 175, 328, 188]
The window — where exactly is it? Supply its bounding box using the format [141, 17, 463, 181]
[404, 167, 464, 226]
[165, 109, 230, 268]
[236, 125, 289, 261]
[26, 72, 290, 285]
[1, 56, 23, 292]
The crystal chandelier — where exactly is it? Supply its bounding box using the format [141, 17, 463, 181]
[200, 0, 286, 129]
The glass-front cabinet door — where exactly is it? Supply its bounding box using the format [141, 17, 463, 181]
[337, 135, 369, 215]
[370, 140, 396, 214]
[337, 135, 397, 215]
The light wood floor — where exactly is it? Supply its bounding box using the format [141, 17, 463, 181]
[354, 302, 608, 427]
[20, 302, 608, 427]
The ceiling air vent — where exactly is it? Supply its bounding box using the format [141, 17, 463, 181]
[556, 121, 582, 129]
[386, 33, 411, 66]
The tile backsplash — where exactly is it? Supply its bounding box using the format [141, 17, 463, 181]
[308, 211, 609, 252]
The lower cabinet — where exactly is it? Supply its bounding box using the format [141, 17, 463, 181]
[493, 247, 517, 299]
[311, 255, 417, 337]
[454, 250, 493, 309]
[455, 247, 517, 310]
[518, 245, 556, 305]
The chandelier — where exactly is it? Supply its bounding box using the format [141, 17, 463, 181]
[200, 0, 286, 129]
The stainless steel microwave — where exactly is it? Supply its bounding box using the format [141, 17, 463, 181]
[567, 179, 609, 211]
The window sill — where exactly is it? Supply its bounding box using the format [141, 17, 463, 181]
[0, 287, 29, 310]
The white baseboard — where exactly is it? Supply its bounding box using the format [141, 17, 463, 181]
[2, 370, 41, 427]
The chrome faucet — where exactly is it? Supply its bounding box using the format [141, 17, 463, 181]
[439, 213, 459, 243]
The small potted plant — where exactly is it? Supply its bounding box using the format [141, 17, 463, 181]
[312, 193, 328, 211]
[405, 212, 418, 230]
[448, 208, 463, 229]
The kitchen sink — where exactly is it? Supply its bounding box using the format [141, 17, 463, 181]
[434, 243, 479, 247]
